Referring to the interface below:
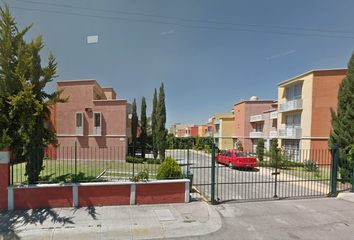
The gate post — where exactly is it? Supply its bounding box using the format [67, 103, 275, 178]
[211, 143, 216, 205]
[273, 149, 279, 198]
[0, 146, 10, 211]
[331, 144, 339, 197]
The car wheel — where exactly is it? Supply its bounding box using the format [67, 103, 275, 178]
[229, 162, 233, 169]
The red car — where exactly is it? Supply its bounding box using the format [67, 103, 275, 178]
[215, 150, 257, 169]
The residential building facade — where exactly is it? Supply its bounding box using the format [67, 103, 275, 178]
[55, 80, 132, 158]
[233, 97, 277, 152]
[277, 69, 347, 160]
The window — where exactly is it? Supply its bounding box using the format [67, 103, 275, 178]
[286, 113, 301, 128]
[75, 112, 84, 136]
[226, 152, 232, 157]
[93, 112, 102, 136]
[256, 123, 263, 132]
[286, 83, 302, 101]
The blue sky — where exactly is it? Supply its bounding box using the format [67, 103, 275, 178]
[8, 0, 354, 128]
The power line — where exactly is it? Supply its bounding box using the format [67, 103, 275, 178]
[12, 0, 354, 35]
[9, 6, 354, 39]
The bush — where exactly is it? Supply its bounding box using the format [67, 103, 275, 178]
[130, 169, 149, 182]
[146, 158, 161, 164]
[256, 138, 265, 161]
[126, 156, 144, 164]
[303, 160, 319, 172]
[156, 156, 183, 179]
[204, 145, 211, 153]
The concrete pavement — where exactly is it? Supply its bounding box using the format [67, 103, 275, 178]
[1, 192, 354, 240]
[0, 192, 221, 240]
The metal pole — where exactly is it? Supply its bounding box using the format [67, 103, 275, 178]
[187, 142, 190, 173]
[75, 141, 77, 183]
[211, 143, 216, 205]
[132, 142, 135, 177]
[331, 144, 339, 197]
[273, 149, 279, 198]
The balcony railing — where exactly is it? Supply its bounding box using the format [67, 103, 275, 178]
[250, 114, 265, 122]
[126, 103, 132, 113]
[269, 131, 277, 138]
[184, 133, 190, 137]
[278, 128, 302, 139]
[279, 99, 302, 113]
[205, 132, 212, 137]
[214, 119, 220, 124]
[270, 111, 278, 119]
[250, 131, 263, 138]
[214, 132, 220, 138]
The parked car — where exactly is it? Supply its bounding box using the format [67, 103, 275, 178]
[215, 150, 257, 169]
[128, 142, 153, 154]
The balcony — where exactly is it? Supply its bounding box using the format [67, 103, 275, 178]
[214, 119, 220, 124]
[126, 103, 132, 113]
[269, 131, 277, 138]
[279, 99, 302, 113]
[250, 131, 263, 138]
[270, 111, 278, 119]
[184, 133, 190, 137]
[205, 132, 212, 137]
[214, 132, 220, 138]
[278, 128, 302, 139]
[250, 114, 265, 122]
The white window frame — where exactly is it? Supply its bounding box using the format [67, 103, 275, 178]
[93, 112, 102, 136]
[75, 112, 84, 136]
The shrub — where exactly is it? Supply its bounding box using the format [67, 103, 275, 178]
[146, 158, 161, 164]
[126, 156, 144, 164]
[256, 138, 265, 161]
[204, 145, 211, 153]
[156, 156, 183, 179]
[130, 169, 149, 182]
[303, 160, 319, 172]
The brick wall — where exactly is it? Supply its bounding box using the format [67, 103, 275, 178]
[136, 182, 185, 204]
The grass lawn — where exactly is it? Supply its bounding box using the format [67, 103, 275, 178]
[11, 159, 161, 185]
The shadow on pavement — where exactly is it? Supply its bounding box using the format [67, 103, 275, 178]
[0, 208, 75, 239]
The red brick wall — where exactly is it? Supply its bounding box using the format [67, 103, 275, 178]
[0, 147, 10, 211]
[78, 185, 131, 207]
[135, 182, 185, 204]
[14, 187, 72, 210]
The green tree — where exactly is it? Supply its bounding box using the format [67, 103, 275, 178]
[140, 97, 147, 159]
[157, 83, 167, 161]
[0, 2, 68, 183]
[256, 138, 265, 161]
[151, 88, 158, 159]
[329, 51, 354, 183]
[271, 138, 278, 152]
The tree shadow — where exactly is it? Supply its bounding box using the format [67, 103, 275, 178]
[70, 206, 99, 220]
[0, 208, 75, 239]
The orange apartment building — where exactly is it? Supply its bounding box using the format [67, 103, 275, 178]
[53, 80, 132, 159]
[232, 97, 277, 152]
[198, 125, 208, 137]
[277, 69, 347, 160]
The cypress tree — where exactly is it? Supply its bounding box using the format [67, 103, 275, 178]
[256, 138, 265, 161]
[140, 97, 147, 159]
[152, 88, 158, 159]
[0, 2, 68, 183]
[157, 83, 167, 161]
[329, 51, 354, 183]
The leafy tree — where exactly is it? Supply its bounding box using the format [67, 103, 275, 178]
[140, 97, 147, 159]
[256, 138, 265, 161]
[131, 98, 138, 156]
[0, 2, 67, 183]
[157, 83, 167, 161]
[151, 88, 158, 159]
[271, 138, 279, 152]
[329, 51, 354, 183]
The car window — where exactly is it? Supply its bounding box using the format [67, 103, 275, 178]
[235, 152, 249, 157]
[220, 151, 227, 156]
[226, 152, 232, 157]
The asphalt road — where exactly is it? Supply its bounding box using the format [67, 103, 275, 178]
[165, 197, 354, 240]
[167, 150, 328, 203]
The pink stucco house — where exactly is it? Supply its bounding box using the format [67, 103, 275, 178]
[233, 96, 277, 152]
[54, 80, 132, 159]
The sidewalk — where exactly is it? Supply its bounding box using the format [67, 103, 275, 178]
[0, 193, 221, 240]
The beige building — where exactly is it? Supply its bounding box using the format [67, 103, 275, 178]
[212, 114, 234, 150]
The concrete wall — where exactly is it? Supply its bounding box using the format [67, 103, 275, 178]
[0, 147, 10, 211]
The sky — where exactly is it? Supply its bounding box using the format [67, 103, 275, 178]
[7, 0, 354, 129]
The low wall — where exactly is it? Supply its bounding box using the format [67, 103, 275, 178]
[7, 180, 190, 211]
[0, 146, 10, 211]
